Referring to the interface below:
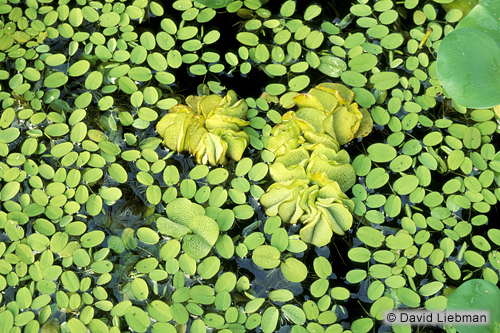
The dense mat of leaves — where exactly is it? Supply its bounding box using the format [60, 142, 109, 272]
[1, 0, 500, 333]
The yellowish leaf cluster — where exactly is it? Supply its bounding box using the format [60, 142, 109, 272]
[261, 83, 373, 247]
[156, 90, 250, 166]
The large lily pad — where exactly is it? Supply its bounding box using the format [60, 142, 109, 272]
[447, 279, 500, 333]
[437, 0, 500, 108]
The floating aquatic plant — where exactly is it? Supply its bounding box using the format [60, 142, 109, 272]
[437, 0, 500, 108]
[447, 279, 500, 333]
[156, 198, 219, 260]
[261, 177, 355, 247]
[156, 90, 250, 166]
[261, 83, 372, 247]
[266, 83, 372, 190]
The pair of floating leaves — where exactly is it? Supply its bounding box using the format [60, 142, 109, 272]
[157, 198, 219, 259]
[252, 245, 308, 282]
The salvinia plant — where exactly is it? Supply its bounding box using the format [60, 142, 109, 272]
[156, 198, 219, 260]
[260, 83, 373, 247]
[156, 90, 250, 166]
[437, 0, 500, 108]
